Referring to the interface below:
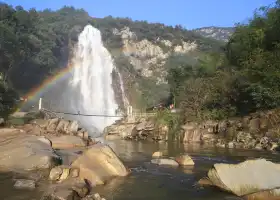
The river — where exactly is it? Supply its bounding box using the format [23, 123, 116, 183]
[1, 140, 280, 200]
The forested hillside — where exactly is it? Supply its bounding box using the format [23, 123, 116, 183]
[1, 1, 279, 121]
[0, 3, 223, 113]
[168, 0, 280, 122]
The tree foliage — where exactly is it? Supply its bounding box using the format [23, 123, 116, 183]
[167, 0, 280, 121]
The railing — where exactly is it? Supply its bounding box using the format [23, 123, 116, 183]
[36, 98, 157, 118]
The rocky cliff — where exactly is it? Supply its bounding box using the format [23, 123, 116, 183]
[193, 26, 234, 42]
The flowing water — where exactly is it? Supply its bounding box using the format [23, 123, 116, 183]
[69, 25, 120, 132]
[1, 141, 280, 200]
[115, 68, 129, 109]
[21, 25, 121, 136]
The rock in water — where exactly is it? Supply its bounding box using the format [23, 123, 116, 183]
[71, 143, 129, 186]
[175, 155, 195, 166]
[206, 159, 280, 198]
[14, 179, 35, 190]
[152, 151, 163, 158]
[151, 158, 179, 166]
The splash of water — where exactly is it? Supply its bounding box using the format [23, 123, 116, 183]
[68, 25, 120, 133]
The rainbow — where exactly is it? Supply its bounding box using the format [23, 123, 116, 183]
[16, 64, 75, 112]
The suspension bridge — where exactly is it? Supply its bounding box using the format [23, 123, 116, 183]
[35, 98, 157, 119]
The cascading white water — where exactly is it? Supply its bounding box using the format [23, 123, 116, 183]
[69, 25, 120, 133]
[115, 68, 129, 108]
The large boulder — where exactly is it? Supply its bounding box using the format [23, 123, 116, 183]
[175, 155, 195, 166]
[71, 143, 129, 186]
[104, 124, 136, 139]
[47, 135, 86, 149]
[204, 159, 280, 199]
[0, 129, 60, 170]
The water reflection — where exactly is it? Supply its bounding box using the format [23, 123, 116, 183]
[97, 140, 280, 200]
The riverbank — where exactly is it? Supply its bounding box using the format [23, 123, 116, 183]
[3, 110, 280, 199]
[105, 108, 280, 152]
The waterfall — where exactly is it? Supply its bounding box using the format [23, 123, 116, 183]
[68, 25, 120, 133]
[115, 68, 129, 109]
[21, 25, 125, 137]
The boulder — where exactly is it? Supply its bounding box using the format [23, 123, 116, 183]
[56, 148, 83, 165]
[49, 165, 77, 182]
[236, 132, 256, 148]
[0, 133, 60, 171]
[136, 121, 147, 131]
[175, 155, 195, 166]
[14, 179, 36, 190]
[48, 135, 86, 149]
[56, 119, 70, 132]
[45, 178, 89, 199]
[152, 151, 163, 158]
[151, 158, 179, 166]
[47, 118, 60, 131]
[71, 143, 129, 186]
[49, 166, 63, 181]
[67, 120, 79, 133]
[30, 119, 49, 128]
[21, 123, 45, 135]
[49, 188, 78, 200]
[106, 124, 136, 139]
[205, 159, 280, 198]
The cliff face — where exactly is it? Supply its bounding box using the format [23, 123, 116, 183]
[193, 26, 234, 42]
[99, 23, 223, 110]
[113, 26, 197, 83]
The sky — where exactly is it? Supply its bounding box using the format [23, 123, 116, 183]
[3, 0, 276, 29]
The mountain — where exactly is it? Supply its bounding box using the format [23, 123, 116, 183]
[193, 26, 235, 42]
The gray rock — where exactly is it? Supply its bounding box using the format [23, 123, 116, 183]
[151, 158, 179, 166]
[72, 182, 89, 197]
[50, 188, 78, 200]
[14, 179, 35, 190]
